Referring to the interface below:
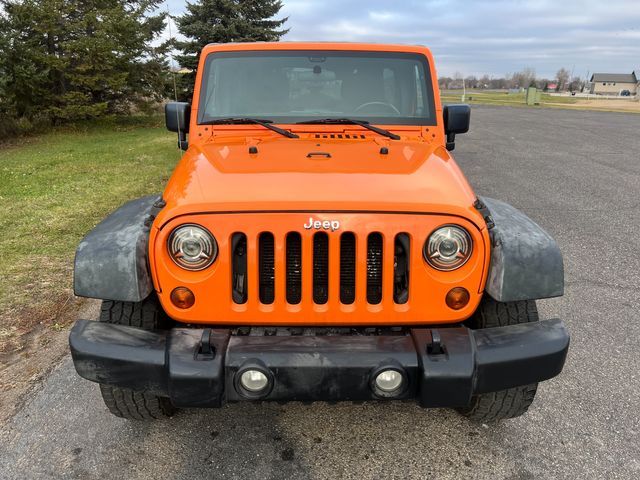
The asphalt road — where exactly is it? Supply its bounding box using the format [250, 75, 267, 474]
[2, 106, 639, 479]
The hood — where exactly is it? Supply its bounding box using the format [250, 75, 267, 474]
[158, 133, 482, 227]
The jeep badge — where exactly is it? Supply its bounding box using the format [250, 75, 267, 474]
[303, 217, 340, 231]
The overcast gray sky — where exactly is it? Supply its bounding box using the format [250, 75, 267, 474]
[166, 0, 639, 79]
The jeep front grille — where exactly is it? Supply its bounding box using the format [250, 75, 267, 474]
[231, 231, 410, 306]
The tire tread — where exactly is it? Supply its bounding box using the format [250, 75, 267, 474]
[97, 294, 175, 420]
[99, 384, 174, 420]
[458, 297, 540, 422]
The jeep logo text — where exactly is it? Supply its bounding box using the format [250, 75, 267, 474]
[303, 217, 340, 232]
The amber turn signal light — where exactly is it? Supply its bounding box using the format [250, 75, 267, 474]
[171, 287, 195, 309]
[445, 287, 470, 310]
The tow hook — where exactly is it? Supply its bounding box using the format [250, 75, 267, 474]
[196, 328, 215, 360]
[427, 330, 447, 357]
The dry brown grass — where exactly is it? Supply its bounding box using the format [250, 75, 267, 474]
[553, 98, 640, 112]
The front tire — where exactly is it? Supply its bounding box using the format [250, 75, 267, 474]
[457, 297, 539, 422]
[98, 294, 176, 420]
[99, 384, 175, 420]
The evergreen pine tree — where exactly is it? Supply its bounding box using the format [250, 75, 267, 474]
[174, 0, 288, 100]
[0, 0, 169, 124]
[0, 11, 10, 130]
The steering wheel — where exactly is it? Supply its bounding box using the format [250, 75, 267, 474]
[354, 101, 401, 115]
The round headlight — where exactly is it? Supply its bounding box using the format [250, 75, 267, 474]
[424, 225, 472, 271]
[168, 224, 217, 271]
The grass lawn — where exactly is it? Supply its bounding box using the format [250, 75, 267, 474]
[0, 118, 177, 353]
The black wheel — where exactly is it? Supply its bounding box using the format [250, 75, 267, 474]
[98, 294, 176, 420]
[457, 297, 539, 422]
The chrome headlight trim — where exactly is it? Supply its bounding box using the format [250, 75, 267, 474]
[424, 224, 473, 271]
[167, 224, 218, 271]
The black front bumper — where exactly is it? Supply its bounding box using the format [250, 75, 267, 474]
[69, 319, 569, 408]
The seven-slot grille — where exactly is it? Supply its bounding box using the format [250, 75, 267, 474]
[231, 231, 410, 306]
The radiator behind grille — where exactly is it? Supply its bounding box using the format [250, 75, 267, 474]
[340, 233, 356, 304]
[286, 232, 302, 304]
[312, 232, 329, 304]
[258, 233, 275, 304]
[366, 233, 383, 304]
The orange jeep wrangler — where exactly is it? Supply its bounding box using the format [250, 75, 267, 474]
[70, 43, 569, 422]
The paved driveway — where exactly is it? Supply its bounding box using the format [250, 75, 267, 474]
[2, 106, 639, 479]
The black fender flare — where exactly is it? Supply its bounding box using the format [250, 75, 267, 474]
[479, 197, 564, 302]
[73, 195, 164, 302]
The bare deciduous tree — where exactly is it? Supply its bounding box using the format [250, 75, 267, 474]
[556, 68, 570, 91]
[509, 68, 536, 89]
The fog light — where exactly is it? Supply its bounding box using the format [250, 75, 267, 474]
[170, 287, 195, 309]
[240, 369, 269, 392]
[375, 369, 404, 393]
[446, 287, 470, 310]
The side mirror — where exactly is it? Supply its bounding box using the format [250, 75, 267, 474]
[165, 102, 191, 150]
[443, 104, 470, 151]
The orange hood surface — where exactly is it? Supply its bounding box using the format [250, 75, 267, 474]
[157, 131, 482, 228]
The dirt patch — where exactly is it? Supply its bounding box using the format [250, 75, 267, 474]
[0, 283, 75, 354]
[0, 298, 99, 423]
[545, 98, 640, 113]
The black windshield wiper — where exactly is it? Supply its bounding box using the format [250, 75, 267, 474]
[296, 118, 400, 140]
[201, 117, 299, 138]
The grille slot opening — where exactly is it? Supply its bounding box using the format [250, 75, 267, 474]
[367, 233, 383, 304]
[231, 233, 247, 304]
[394, 234, 410, 304]
[259, 232, 275, 304]
[340, 233, 356, 304]
[286, 232, 302, 304]
[313, 232, 329, 304]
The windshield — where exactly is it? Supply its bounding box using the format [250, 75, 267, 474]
[198, 50, 436, 125]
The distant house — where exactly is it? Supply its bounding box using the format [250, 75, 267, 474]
[589, 72, 638, 95]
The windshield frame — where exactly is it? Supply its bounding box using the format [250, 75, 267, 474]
[196, 50, 437, 127]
